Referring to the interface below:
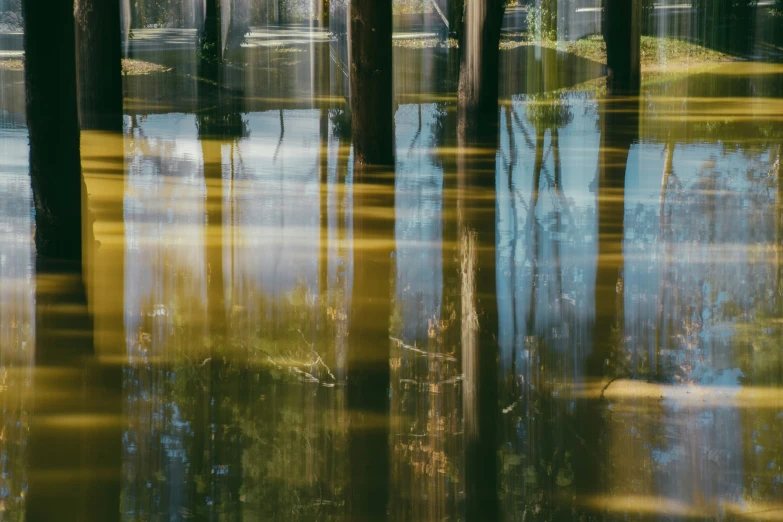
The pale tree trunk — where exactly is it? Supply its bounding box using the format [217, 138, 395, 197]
[457, 0, 505, 135]
[350, 0, 394, 166]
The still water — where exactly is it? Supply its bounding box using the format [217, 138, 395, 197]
[2, 32, 783, 522]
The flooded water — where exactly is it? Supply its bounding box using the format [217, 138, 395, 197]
[2, 14, 783, 522]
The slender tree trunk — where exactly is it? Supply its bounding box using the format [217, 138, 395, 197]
[22, 0, 82, 261]
[347, 165, 395, 522]
[457, 0, 505, 135]
[457, 112, 500, 522]
[75, 0, 124, 131]
[350, 0, 394, 166]
[603, 0, 641, 96]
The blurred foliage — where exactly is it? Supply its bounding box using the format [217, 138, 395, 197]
[525, 0, 559, 42]
[525, 90, 572, 131]
[196, 109, 249, 139]
[393, 0, 432, 15]
[692, 0, 760, 54]
[249, 0, 313, 23]
[130, 0, 189, 28]
[0, 0, 22, 31]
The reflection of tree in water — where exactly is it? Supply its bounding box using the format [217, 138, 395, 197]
[0, 170, 33, 522]
[693, 0, 759, 55]
[388, 102, 463, 522]
[612, 110, 782, 514]
[732, 152, 783, 502]
[498, 93, 582, 520]
[196, 109, 250, 140]
[232, 284, 346, 521]
[123, 110, 351, 519]
[222, 111, 351, 520]
[122, 114, 210, 521]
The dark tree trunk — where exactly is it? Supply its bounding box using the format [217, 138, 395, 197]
[350, 0, 394, 166]
[457, 0, 505, 135]
[457, 113, 500, 522]
[603, 0, 641, 96]
[200, 0, 223, 80]
[22, 0, 82, 261]
[75, 0, 124, 131]
[347, 165, 395, 522]
[447, 0, 464, 40]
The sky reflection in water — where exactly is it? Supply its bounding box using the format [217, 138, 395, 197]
[0, 43, 782, 521]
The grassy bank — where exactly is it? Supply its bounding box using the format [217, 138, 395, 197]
[501, 34, 735, 72]
[0, 57, 172, 75]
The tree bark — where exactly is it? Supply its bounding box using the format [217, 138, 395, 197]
[347, 165, 395, 522]
[75, 0, 124, 131]
[22, 0, 82, 261]
[457, 0, 505, 136]
[350, 0, 394, 166]
[603, 0, 641, 96]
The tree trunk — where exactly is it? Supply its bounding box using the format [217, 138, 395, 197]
[75, 0, 124, 131]
[350, 0, 394, 166]
[457, 0, 505, 136]
[448, 0, 464, 40]
[347, 165, 395, 522]
[457, 112, 500, 522]
[318, 0, 329, 28]
[201, 0, 223, 79]
[22, 0, 82, 261]
[603, 0, 641, 96]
